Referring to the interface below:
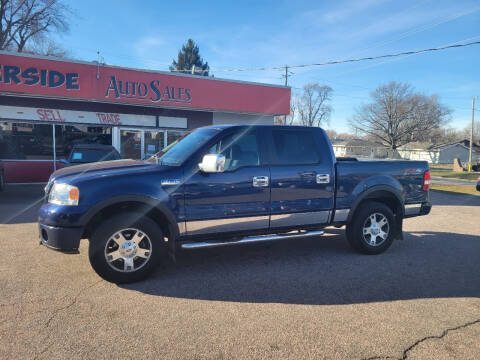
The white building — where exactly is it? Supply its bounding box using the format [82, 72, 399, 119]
[398, 140, 480, 164]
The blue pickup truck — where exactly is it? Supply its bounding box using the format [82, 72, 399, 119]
[39, 125, 431, 283]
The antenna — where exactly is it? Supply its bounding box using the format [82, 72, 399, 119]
[96, 51, 105, 80]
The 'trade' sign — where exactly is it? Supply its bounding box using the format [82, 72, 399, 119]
[0, 53, 290, 115]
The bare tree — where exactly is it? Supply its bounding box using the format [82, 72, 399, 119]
[0, 0, 70, 54]
[287, 98, 297, 125]
[24, 37, 69, 57]
[463, 120, 480, 144]
[274, 94, 298, 125]
[297, 83, 333, 127]
[349, 82, 451, 149]
[429, 127, 462, 145]
[324, 129, 356, 140]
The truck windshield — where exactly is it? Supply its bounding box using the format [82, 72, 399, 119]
[157, 127, 220, 166]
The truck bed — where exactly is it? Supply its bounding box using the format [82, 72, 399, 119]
[334, 160, 430, 210]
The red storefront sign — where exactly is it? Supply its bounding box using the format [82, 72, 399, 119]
[0, 52, 290, 115]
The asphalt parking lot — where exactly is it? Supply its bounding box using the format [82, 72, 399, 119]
[1, 185, 479, 359]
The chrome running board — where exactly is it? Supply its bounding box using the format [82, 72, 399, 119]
[180, 230, 325, 249]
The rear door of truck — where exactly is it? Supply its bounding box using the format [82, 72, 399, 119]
[266, 127, 335, 230]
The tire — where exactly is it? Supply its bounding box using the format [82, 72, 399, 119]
[346, 201, 396, 255]
[88, 211, 165, 283]
[0, 171, 4, 191]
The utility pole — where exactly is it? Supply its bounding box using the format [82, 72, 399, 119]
[468, 97, 475, 172]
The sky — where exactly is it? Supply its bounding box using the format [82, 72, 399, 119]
[57, 0, 480, 133]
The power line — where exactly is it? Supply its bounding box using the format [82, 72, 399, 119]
[352, 6, 480, 57]
[286, 35, 480, 84]
[172, 40, 480, 74]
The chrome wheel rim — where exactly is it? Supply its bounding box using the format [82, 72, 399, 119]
[362, 213, 389, 247]
[104, 228, 152, 273]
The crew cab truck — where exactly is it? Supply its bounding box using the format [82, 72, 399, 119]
[38, 125, 432, 283]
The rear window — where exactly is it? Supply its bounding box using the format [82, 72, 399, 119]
[271, 130, 320, 165]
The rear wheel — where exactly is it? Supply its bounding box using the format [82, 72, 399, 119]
[88, 212, 164, 283]
[346, 201, 395, 255]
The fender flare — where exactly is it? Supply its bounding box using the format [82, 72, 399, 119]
[347, 184, 405, 224]
[80, 194, 180, 239]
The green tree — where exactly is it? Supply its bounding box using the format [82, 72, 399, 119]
[169, 39, 210, 76]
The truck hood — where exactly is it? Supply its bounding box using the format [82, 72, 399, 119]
[49, 159, 157, 184]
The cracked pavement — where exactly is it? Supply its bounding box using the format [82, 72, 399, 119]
[0, 185, 479, 359]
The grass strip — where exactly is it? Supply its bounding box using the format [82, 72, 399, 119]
[431, 184, 480, 196]
[430, 171, 479, 180]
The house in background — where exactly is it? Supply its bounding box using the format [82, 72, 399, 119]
[437, 140, 480, 164]
[330, 138, 390, 159]
[397, 142, 441, 163]
[398, 139, 480, 164]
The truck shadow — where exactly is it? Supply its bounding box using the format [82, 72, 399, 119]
[0, 185, 45, 224]
[121, 229, 480, 305]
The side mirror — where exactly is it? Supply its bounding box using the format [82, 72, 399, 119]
[198, 154, 225, 173]
[60, 158, 69, 164]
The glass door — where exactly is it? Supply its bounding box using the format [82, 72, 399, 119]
[116, 128, 188, 160]
[144, 130, 164, 159]
[120, 129, 142, 159]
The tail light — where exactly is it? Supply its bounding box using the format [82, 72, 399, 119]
[423, 170, 431, 191]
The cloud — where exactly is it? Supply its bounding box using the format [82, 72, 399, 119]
[133, 36, 173, 68]
[320, 0, 389, 24]
[350, 6, 476, 41]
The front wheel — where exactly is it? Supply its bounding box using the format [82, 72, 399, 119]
[88, 212, 164, 283]
[346, 201, 396, 255]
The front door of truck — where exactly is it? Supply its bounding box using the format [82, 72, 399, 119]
[266, 128, 334, 230]
[184, 128, 270, 237]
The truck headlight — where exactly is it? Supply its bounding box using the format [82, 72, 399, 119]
[48, 183, 80, 206]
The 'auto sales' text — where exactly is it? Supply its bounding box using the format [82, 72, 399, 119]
[105, 76, 192, 103]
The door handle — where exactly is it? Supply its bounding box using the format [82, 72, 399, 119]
[253, 176, 269, 187]
[316, 174, 330, 184]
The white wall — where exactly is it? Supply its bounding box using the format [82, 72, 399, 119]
[398, 149, 440, 163]
[212, 112, 274, 125]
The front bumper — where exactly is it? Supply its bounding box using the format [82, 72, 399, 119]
[38, 223, 83, 253]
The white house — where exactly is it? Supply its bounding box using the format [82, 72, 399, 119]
[397, 142, 440, 163]
[330, 138, 391, 159]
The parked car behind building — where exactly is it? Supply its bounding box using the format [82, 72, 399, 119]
[62, 144, 121, 166]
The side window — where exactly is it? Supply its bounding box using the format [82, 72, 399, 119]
[271, 130, 320, 165]
[207, 130, 260, 171]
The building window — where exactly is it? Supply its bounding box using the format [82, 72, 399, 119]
[0, 121, 112, 161]
[55, 124, 112, 160]
[167, 130, 185, 146]
[0, 122, 54, 160]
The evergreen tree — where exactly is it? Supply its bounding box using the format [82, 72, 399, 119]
[169, 39, 210, 76]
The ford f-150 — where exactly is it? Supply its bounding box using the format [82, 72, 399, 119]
[38, 125, 431, 283]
